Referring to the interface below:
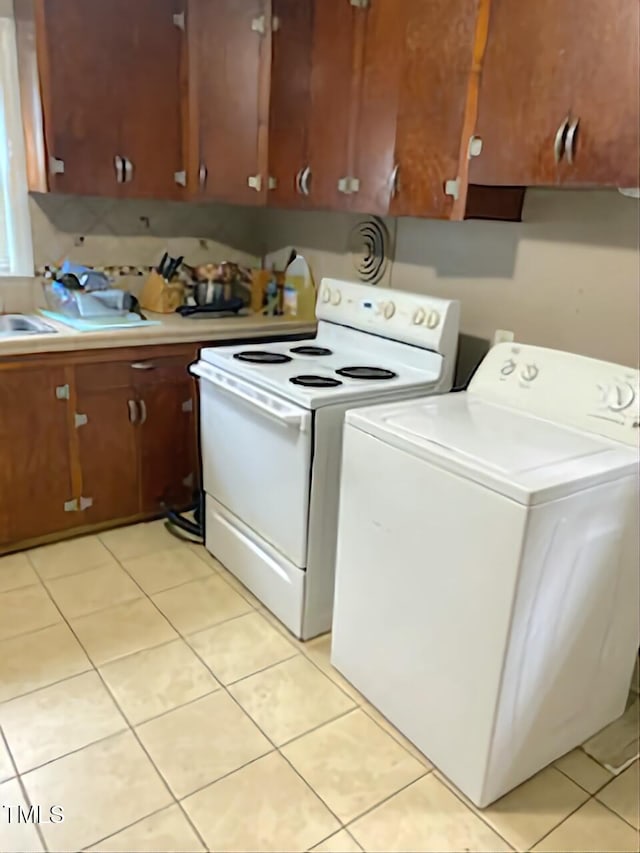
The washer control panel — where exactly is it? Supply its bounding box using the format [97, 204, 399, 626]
[470, 343, 640, 445]
[316, 278, 460, 352]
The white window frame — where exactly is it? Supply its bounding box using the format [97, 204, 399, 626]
[0, 9, 34, 276]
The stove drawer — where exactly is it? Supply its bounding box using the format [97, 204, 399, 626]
[193, 362, 312, 567]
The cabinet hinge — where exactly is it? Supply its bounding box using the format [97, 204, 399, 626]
[468, 136, 483, 158]
[247, 174, 263, 192]
[182, 399, 193, 413]
[182, 472, 195, 489]
[49, 157, 65, 176]
[251, 14, 266, 35]
[444, 178, 460, 200]
[74, 412, 88, 428]
[337, 176, 360, 195]
[79, 496, 93, 511]
[64, 499, 78, 512]
[55, 384, 70, 400]
[172, 11, 185, 30]
[174, 170, 187, 187]
[350, 0, 370, 8]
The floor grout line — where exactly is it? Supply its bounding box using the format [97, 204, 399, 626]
[78, 803, 184, 852]
[339, 768, 433, 836]
[427, 771, 518, 852]
[0, 660, 94, 709]
[1, 725, 49, 852]
[590, 792, 640, 832]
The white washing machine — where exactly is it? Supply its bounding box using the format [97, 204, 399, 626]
[331, 343, 640, 807]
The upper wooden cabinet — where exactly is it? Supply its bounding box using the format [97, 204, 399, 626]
[187, 0, 270, 205]
[21, 0, 636, 212]
[389, 0, 480, 219]
[268, 0, 314, 208]
[470, 0, 640, 187]
[28, 0, 185, 198]
[117, 0, 185, 200]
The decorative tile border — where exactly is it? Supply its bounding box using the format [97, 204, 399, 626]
[36, 265, 155, 280]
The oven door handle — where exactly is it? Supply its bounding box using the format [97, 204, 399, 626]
[191, 362, 309, 432]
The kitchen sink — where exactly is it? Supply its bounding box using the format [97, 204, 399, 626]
[0, 314, 58, 337]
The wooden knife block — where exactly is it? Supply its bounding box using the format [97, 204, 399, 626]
[140, 271, 184, 314]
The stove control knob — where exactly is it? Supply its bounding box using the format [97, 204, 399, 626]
[322, 287, 331, 304]
[606, 383, 636, 412]
[501, 359, 516, 376]
[426, 310, 440, 329]
[521, 364, 539, 382]
[331, 290, 342, 306]
[413, 308, 426, 326]
[384, 301, 396, 319]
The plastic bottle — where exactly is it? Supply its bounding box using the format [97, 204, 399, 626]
[283, 254, 316, 321]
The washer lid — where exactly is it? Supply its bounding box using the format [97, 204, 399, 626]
[346, 394, 639, 505]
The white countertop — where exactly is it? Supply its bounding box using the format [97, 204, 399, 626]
[0, 311, 317, 358]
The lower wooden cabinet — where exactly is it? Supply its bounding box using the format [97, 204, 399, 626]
[0, 343, 199, 551]
[0, 364, 76, 545]
[75, 384, 140, 526]
[131, 356, 197, 514]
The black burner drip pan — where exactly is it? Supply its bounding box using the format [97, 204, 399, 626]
[233, 351, 292, 364]
[290, 375, 343, 388]
[336, 366, 398, 380]
[290, 345, 333, 356]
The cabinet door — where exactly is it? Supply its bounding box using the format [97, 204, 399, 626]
[470, 0, 639, 187]
[132, 355, 197, 514]
[351, 0, 406, 215]
[189, 0, 269, 204]
[557, 1, 639, 187]
[305, 0, 358, 210]
[138, 380, 197, 513]
[119, 0, 185, 200]
[35, 0, 123, 195]
[390, 0, 478, 218]
[268, 0, 314, 208]
[75, 381, 139, 526]
[0, 366, 74, 545]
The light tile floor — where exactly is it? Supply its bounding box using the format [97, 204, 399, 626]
[0, 521, 637, 853]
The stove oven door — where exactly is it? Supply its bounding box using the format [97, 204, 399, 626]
[193, 362, 312, 567]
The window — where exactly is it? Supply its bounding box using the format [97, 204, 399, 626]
[0, 10, 33, 276]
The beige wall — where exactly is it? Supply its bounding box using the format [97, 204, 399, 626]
[262, 190, 640, 369]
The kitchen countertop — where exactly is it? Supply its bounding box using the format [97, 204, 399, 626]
[0, 311, 317, 358]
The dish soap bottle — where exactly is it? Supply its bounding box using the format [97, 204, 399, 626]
[283, 254, 316, 321]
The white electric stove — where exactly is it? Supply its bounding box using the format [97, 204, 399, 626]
[191, 278, 460, 639]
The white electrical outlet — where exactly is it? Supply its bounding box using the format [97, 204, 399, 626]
[493, 329, 515, 345]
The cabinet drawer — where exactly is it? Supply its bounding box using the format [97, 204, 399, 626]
[75, 362, 133, 392]
[130, 355, 196, 387]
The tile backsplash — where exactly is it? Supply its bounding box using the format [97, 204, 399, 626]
[29, 193, 262, 273]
